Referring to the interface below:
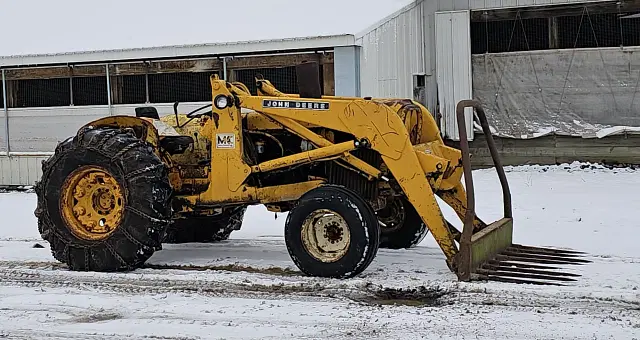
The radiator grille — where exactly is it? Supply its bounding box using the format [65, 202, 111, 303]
[325, 148, 381, 201]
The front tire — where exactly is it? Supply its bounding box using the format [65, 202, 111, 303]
[34, 126, 172, 272]
[284, 185, 380, 279]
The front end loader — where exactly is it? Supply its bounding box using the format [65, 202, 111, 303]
[34, 62, 589, 284]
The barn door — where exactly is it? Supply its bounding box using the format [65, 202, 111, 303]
[435, 10, 473, 141]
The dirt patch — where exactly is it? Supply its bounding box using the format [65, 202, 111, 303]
[358, 286, 452, 307]
[143, 263, 301, 276]
[69, 312, 123, 324]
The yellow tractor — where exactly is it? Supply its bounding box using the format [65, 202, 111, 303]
[34, 62, 589, 284]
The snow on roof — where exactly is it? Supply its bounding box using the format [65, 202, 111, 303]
[0, 0, 415, 65]
[0, 35, 356, 67]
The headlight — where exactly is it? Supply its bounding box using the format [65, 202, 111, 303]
[214, 95, 230, 109]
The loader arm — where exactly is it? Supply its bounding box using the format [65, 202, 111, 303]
[188, 76, 590, 284]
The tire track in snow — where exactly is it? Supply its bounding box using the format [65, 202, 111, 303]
[0, 329, 198, 340]
[0, 261, 415, 307]
[0, 266, 343, 304]
[0, 260, 637, 315]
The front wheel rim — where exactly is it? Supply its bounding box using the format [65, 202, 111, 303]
[300, 209, 351, 263]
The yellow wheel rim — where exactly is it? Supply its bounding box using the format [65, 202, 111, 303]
[301, 209, 351, 263]
[60, 166, 125, 241]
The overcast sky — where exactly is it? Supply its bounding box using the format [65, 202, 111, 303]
[0, 0, 414, 56]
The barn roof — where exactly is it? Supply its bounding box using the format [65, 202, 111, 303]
[0, 35, 356, 68]
[0, 0, 415, 67]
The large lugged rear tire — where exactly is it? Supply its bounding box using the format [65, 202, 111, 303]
[377, 196, 429, 249]
[163, 206, 247, 243]
[284, 185, 380, 279]
[34, 126, 172, 272]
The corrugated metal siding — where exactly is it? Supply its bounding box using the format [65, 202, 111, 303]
[0, 111, 6, 153]
[358, 2, 427, 100]
[7, 102, 210, 152]
[1, 102, 211, 186]
[435, 10, 474, 141]
[0, 155, 50, 186]
[468, 0, 609, 10]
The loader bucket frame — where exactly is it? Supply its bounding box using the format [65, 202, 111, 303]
[454, 100, 591, 285]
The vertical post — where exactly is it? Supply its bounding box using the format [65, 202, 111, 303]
[105, 64, 112, 115]
[2, 69, 9, 156]
[222, 57, 228, 80]
[548, 17, 558, 49]
[144, 61, 150, 104]
[69, 66, 74, 106]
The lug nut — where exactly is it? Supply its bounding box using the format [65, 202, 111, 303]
[74, 207, 86, 216]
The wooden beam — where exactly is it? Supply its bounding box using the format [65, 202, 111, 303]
[4, 52, 335, 80]
[146, 59, 222, 74]
[322, 63, 335, 96]
[470, 1, 640, 22]
[226, 52, 333, 70]
[5, 66, 72, 80]
[549, 17, 559, 49]
[5, 59, 223, 80]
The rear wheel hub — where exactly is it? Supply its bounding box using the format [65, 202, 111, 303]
[60, 166, 125, 241]
[377, 197, 406, 232]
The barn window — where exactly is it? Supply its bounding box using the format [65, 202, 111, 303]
[148, 71, 218, 103]
[471, 3, 640, 54]
[117, 75, 147, 105]
[15, 77, 71, 108]
[234, 66, 299, 95]
[72, 76, 108, 106]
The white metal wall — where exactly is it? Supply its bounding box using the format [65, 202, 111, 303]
[356, 0, 609, 141]
[357, 1, 428, 105]
[435, 10, 474, 141]
[0, 155, 50, 186]
[5, 103, 208, 153]
[355, 0, 478, 115]
[357, 0, 477, 139]
[0, 102, 210, 186]
[355, 0, 606, 102]
[334, 46, 361, 96]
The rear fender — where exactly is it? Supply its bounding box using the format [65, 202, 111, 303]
[79, 115, 160, 148]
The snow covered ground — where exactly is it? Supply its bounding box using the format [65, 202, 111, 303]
[0, 162, 638, 339]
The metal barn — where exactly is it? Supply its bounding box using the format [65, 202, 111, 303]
[357, 0, 640, 140]
[356, 0, 640, 166]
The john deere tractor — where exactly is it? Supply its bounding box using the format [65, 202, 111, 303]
[35, 62, 588, 283]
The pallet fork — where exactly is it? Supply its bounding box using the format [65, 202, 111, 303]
[453, 100, 590, 285]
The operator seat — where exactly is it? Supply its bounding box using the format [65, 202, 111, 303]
[160, 136, 194, 155]
[135, 106, 194, 155]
